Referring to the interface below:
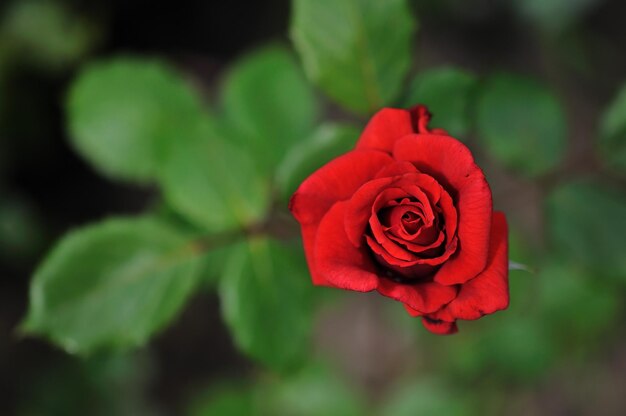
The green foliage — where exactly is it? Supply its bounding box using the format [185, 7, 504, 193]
[1, 0, 99, 69]
[546, 179, 626, 282]
[22, 217, 203, 354]
[537, 262, 620, 342]
[0, 194, 45, 263]
[188, 364, 365, 416]
[404, 67, 477, 138]
[476, 73, 567, 177]
[378, 379, 471, 416]
[19, 353, 156, 416]
[159, 118, 270, 233]
[277, 123, 360, 198]
[187, 383, 254, 416]
[258, 364, 366, 416]
[67, 58, 207, 182]
[599, 82, 626, 174]
[511, 0, 602, 33]
[447, 316, 556, 384]
[291, 0, 416, 114]
[219, 238, 313, 371]
[221, 46, 318, 175]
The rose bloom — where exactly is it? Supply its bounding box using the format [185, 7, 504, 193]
[289, 105, 509, 334]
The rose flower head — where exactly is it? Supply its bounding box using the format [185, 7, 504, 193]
[289, 105, 509, 335]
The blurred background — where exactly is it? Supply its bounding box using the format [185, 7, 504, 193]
[1, 0, 626, 415]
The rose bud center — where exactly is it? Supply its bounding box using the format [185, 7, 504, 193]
[362, 182, 459, 283]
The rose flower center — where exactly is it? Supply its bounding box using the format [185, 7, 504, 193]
[364, 185, 459, 283]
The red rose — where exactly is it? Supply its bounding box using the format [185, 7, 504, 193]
[289, 105, 509, 335]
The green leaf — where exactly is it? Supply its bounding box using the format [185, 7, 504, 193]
[1, 0, 99, 69]
[599, 82, 626, 174]
[403, 67, 477, 138]
[291, 0, 416, 114]
[511, 0, 602, 33]
[221, 46, 318, 175]
[258, 364, 366, 416]
[537, 262, 619, 341]
[446, 316, 556, 384]
[546, 179, 626, 282]
[159, 119, 270, 233]
[276, 123, 359, 199]
[19, 352, 156, 416]
[0, 194, 46, 263]
[476, 73, 567, 177]
[67, 58, 207, 183]
[187, 383, 254, 416]
[379, 379, 471, 416]
[219, 238, 313, 371]
[22, 217, 202, 354]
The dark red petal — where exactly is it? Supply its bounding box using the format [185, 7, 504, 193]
[437, 185, 458, 241]
[421, 317, 458, 335]
[432, 212, 509, 321]
[374, 161, 419, 179]
[366, 234, 457, 268]
[387, 229, 445, 253]
[355, 108, 415, 153]
[314, 201, 380, 292]
[393, 134, 492, 285]
[366, 235, 414, 264]
[376, 278, 457, 313]
[290, 150, 393, 225]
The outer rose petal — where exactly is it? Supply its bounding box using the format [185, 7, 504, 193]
[314, 201, 379, 291]
[300, 223, 330, 286]
[289, 149, 393, 225]
[430, 212, 509, 322]
[404, 305, 458, 334]
[377, 278, 457, 314]
[421, 317, 458, 335]
[393, 134, 492, 285]
[355, 108, 415, 153]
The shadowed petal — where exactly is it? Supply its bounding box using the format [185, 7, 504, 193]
[421, 317, 458, 335]
[377, 278, 457, 313]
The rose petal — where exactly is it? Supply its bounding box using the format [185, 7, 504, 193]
[430, 212, 509, 321]
[314, 201, 380, 292]
[387, 229, 445, 253]
[299, 223, 330, 286]
[421, 316, 458, 335]
[367, 232, 457, 268]
[355, 108, 415, 153]
[396, 175, 442, 206]
[377, 278, 457, 313]
[374, 161, 419, 179]
[393, 134, 492, 285]
[290, 150, 393, 225]
[366, 236, 439, 278]
[343, 178, 396, 247]
[368, 189, 434, 260]
[437, 185, 458, 243]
